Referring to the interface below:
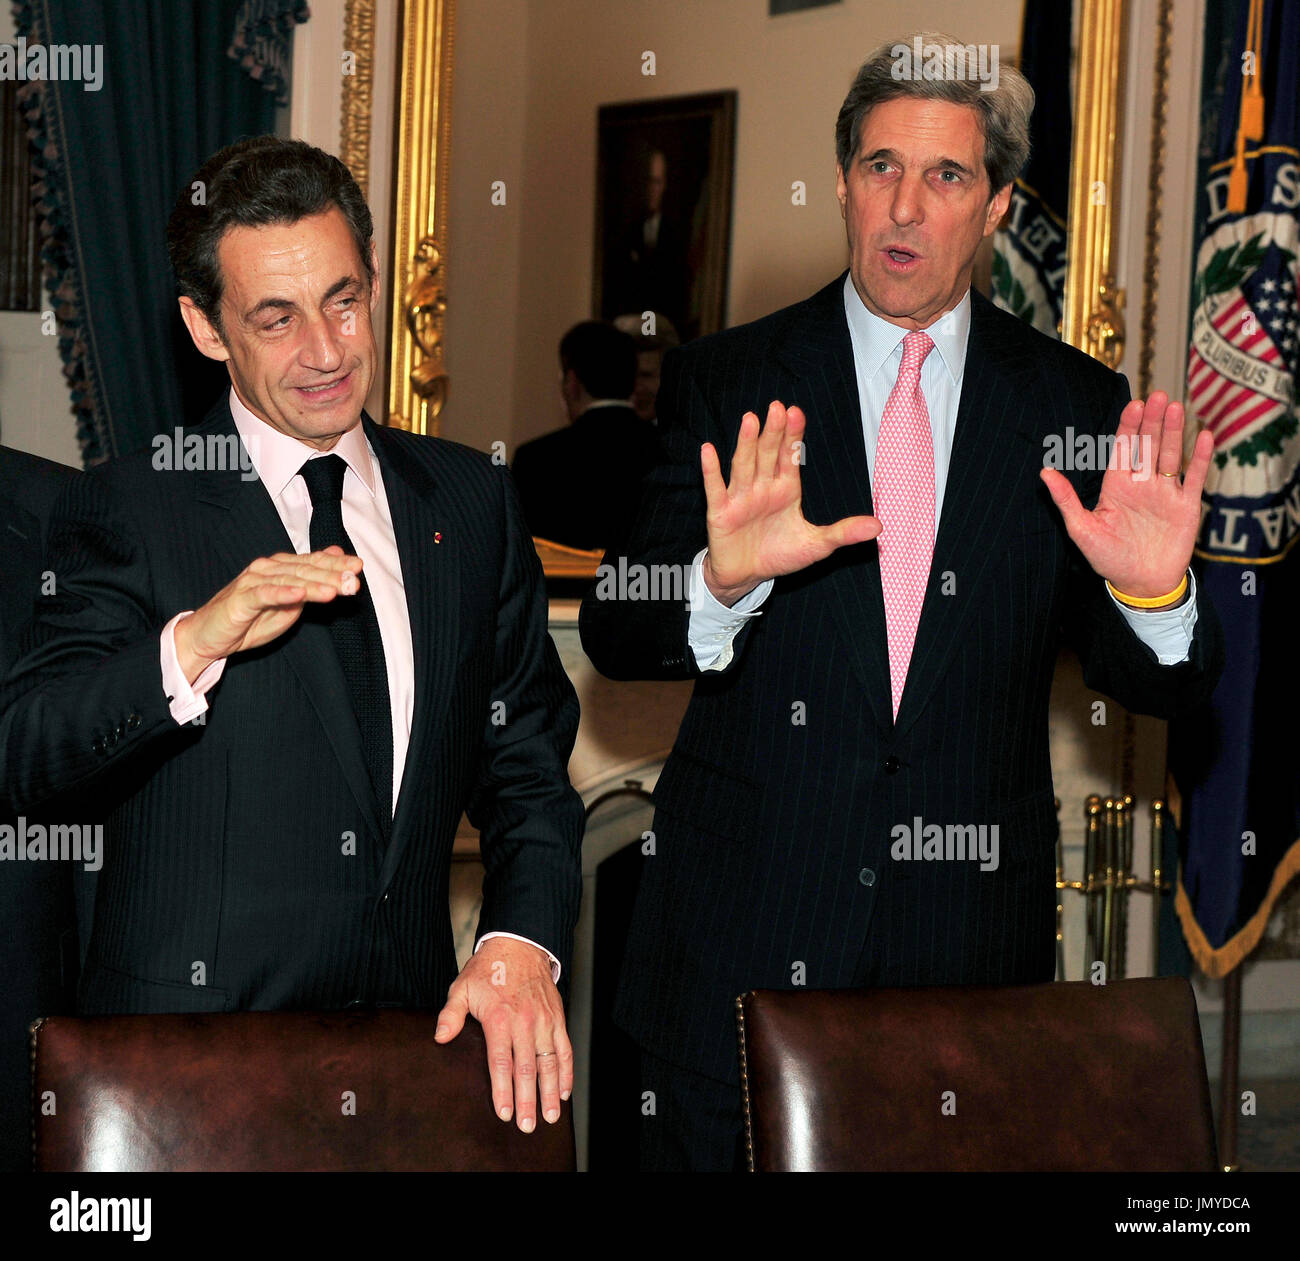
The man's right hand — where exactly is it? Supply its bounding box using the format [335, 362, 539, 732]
[700, 400, 881, 607]
[173, 546, 363, 684]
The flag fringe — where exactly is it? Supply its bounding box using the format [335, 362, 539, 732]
[1175, 836, 1300, 977]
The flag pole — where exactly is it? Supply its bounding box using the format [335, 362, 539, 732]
[1218, 967, 1242, 1171]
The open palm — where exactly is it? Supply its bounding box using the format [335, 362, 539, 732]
[1039, 392, 1211, 598]
[701, 401, 881, 606]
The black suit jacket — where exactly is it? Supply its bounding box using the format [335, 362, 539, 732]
[1, 399, 583, 1016]
[512, 405, 662, 551]
[0, 445, 80, 1169]
[579, 276, 1224, 1085]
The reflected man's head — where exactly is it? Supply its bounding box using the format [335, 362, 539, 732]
[168, 136, 380, 450]
[644, 150, 668, 215]
[558, 321, 637, 421]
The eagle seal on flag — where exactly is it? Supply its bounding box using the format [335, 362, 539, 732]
[1171, 0, 1300, 981]
[1186, 210, 1299, 559]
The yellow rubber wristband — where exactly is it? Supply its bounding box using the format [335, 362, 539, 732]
[1106, 573, 1189, 610]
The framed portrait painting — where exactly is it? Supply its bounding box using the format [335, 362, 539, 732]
[593, 91, 736, 344]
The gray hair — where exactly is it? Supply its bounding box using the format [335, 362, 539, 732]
[835, 32, 1035, 195]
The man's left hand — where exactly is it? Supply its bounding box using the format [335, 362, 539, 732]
[435, 938, 572, 1132]
[1040, 391, 1213, 598]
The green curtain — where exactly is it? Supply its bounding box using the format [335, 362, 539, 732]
[15, 0, 309, 464]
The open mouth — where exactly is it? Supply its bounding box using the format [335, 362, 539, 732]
[882, 246, 921, 268]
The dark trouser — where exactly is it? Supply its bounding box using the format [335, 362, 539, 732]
[637, 1045, 747, 1172]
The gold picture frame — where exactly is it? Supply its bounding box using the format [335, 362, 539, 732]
[1062, 0, 1128, 370]
[386, 0, 456, 436]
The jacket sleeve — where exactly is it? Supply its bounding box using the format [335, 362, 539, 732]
[1061, 373, 1225, 718]
[0, 471, 184, 814]
[467, 468, 585, 982]
[579, 345, 759, 680]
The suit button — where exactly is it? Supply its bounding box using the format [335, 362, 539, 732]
[883, 756, 901, 774]
[114, 722, 125, 738]
[859, 868, 876, 887]
[92, 737, 106, 755]
[126, 713, 141, 730]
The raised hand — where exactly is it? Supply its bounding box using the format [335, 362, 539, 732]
[700, 400, 881, 606]
[1040, 392, 1212, 599]
[173, 545, 365, 682]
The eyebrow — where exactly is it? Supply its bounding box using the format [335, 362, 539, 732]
[242, 275, 363, 324]
[861, 148, 976, 178]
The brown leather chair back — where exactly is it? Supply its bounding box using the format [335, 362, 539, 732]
[31, 1010, 575, 1171]
[736, 978, 1217, 1172]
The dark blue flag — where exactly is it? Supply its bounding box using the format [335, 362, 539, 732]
[991, 0, 1071, 336]
[1171, 0, 1300, 977]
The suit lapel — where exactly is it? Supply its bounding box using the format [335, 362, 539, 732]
[193, 402, 386, 843]
[0, 498, 40, 676]
[366, 420, 460, 890]
[892, 290, 1045, 736]
[776, 275, 895, 733]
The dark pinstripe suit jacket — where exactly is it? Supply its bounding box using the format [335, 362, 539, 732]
[1, 400, 583, 1015]
[0, 446, 79, 1169]
[579, 276, 1224, 1086]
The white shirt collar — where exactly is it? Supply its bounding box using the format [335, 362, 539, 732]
[227, 387, 376, 502]
[842, 274, 971, 386]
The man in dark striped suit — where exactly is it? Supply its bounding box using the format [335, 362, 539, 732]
[580, 35, 1224, 1170]
[1, 138, 583, 1138]
[0, 445, 80, 1170]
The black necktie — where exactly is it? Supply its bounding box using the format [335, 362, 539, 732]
[299, 454, 392, 822]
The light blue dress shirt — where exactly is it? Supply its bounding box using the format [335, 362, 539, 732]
[687, 277, 1198, 671]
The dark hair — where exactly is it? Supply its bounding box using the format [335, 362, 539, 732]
[559, 321, 637, 400]
[835, 32, 1034, 195]
[167, 136, 374, 334]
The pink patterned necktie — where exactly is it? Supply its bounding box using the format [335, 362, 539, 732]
[874, 329, 936, 721]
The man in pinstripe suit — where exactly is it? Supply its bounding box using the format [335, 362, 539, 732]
[580, 38, 1224, 1170]
[1, 138, 583, 1138]
[0, 445, 80, 1170]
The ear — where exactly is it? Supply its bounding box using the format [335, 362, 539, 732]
[367, 241, 381, 310]
[835, 163, 848, 219]
[178, 297, 230, 363]
[983, 182, 1013, 238]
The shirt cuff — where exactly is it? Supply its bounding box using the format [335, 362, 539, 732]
[1106, 570, 1199, 665]
[161, 612, 227, 724]
[687, 548, 773, 671]
[474, 931, 562, 985]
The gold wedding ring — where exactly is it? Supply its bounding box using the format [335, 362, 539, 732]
[1159, 470, 1179, 478]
